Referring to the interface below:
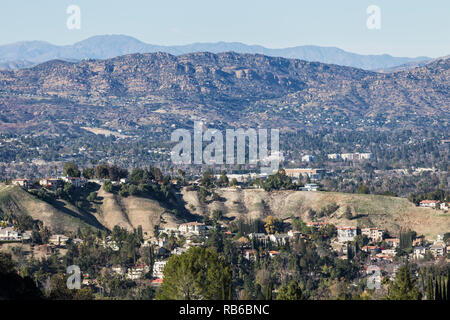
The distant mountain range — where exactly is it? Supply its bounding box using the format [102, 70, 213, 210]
[0, 35, 432, 71]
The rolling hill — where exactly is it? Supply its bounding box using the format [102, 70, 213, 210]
[0, 183, 447, 239]
[0, 184, 102, 232]
[182, 188, 450, 239]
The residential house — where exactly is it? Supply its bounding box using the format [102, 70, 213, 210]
[440, 202, 449, 211]
[300, 184, 320, 191]
[49, 234, 70, 246]
[381, 249, 396, 257]
[248, 233, 268, 243]
[327, 154, 341, 160]
[269, 233, 289, 245]
[361, 245, 380, 254]
[152, 261, 168, 279]
[337, 227, 357, 242]
[12, 179, 30, 189]
[385, 238, 400, 248]
[127, 264, 150, 280]
[430, 242, 446, 257]
[0, 227, 21, 241]
[61, 176, 87, 188]
[268, 250, 280, 258]
[39, 178, 62, 190]
[284, 168, 326, 180]
[150, 278, 163, 287]
[178, 222, 207, 235]
[413, 247, 427, 260]
[301, 155, 314, 162]
[361, 228, 384, 243]
[419, 200, 441, 209]
[287, 230, 302, 238]
[111, 266, 126, 276]
[243, 249, 257, 260]
[171, 247, 188, 255]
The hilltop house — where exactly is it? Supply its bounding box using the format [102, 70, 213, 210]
[419, 200, 441, 209]
[39, 178, 63, 190]
[12, 179, 31, 189]
[300, 183, 320, 191]
[61, 176, 87, 188]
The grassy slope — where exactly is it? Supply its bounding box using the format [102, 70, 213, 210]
[0, 184, 101, 232]
[182, 188, 450, 239]
[2, 183, 447, 239]
[95, 186, 178, 236]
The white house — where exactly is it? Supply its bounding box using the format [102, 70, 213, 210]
[268, 233, 289, 245]
[430, 242, 446, 257]
[49, 234, 70, 246]
[337, 227, 357, 242]
[413, 247, 427, 260]
[0, 227, 21, 241]
[178, 222, 207, 235]
[61, 176, 87, 188]
[300, 184, 320, 191]
[12, 179, 31, 189]
[248, 233, 268, 243]
[153, 261, 168, 279]
[419, 200, 441, 209]
[361, 228, 384, 243]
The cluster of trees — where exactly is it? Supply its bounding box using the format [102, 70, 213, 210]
[262, 169, 296, 192]
[408, 189, 449, 205]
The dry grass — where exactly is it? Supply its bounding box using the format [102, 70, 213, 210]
[182, 188, 450, 239]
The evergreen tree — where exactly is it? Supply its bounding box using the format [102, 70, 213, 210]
[388, 265, 421, 300]
[156, 247, 231, 300]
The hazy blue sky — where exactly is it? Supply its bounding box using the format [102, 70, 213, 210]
[0, 0, 448, 57]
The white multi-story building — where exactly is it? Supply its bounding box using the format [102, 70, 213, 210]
[178, 222, 207, 235]
[153, 261, 168, 279]
[337, 227, 357, 242]
[361, 228, 384, 243]
[0, 227, 21, 241]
